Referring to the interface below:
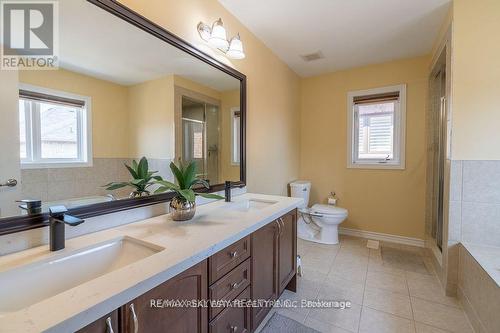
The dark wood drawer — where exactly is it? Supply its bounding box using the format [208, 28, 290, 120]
[209, 288, 251, 333]
[209, 259, 251, 320]
[209, 236, 250, 284]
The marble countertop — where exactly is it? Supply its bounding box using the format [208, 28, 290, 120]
[461, 242, 500, 287]
[0, 193, 302, 333]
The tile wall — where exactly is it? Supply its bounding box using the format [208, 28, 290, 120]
[20, 158, 174, 203]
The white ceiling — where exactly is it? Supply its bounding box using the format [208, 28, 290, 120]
[218, 0, 451, 77]
[58, 1, 239, 91]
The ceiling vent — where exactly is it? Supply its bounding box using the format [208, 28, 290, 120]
[300, 51, 324, 62]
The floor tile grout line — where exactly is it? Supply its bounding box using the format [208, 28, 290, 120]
[413, 319, 456, 333]
[300, 237, 470, 333]
[410, 293, 463, 309]
[357, 243, 370, 333]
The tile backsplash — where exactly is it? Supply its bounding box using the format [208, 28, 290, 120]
[20, 158, 174, 203]
[449, 160, 500, 247]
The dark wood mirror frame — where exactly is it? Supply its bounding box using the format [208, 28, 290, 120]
[0, 0, 246, 236]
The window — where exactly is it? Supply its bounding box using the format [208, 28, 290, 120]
[19, 85, 92, 168]
[231, 107, 241, 165]
[347, 84, 406, 169]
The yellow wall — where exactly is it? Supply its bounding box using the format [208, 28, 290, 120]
[117, 0, 301, 195]
[174, 75, 222, 101]
[300, 56, 430, 239]
[19, 69, 129, 158]
[451, 0, 500, 160]
[220, 89, 241, 181]
[128, 75, 175, 159]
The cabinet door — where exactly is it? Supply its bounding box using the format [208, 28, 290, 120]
[250, 221, 279, 330]
[77, 310, 119, 333]
[278, 211, 297, 294]
[123, 260, 208, 333]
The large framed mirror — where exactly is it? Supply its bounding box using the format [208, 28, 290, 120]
[0, 0, 246, 235]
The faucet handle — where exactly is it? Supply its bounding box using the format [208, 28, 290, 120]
[49, 205, 68, 218]
[63, 214, 85, 226]
[49, 205, 84, 226]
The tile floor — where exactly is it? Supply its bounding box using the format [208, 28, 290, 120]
[256, 235, 474, 333]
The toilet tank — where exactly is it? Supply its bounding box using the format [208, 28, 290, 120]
[289, 180, 311, 209]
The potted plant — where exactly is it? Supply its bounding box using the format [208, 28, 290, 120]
[155, 161, 224, 221]
[104, 157, 163, 198]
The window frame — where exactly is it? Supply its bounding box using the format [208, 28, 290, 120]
[347, 84, 406, 170]
[19, 84, 93, 169]
[230, 107, 241, 166]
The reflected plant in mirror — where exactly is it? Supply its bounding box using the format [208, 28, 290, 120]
[0, 0, 245, 235]
[155, 161, 223, 221]
[104, 157, 163, 198]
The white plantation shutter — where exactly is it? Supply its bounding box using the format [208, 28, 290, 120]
[356, 102, 395, 159]
[367, 114, 393, 153]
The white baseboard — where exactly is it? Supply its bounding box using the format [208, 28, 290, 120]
[339, 227, 425, 248]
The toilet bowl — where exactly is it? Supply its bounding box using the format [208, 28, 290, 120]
[290, 181, 348, 245]
[298, 204, 348, 244]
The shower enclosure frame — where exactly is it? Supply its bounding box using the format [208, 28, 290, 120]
[174, 87, 222, 185]
[425, 27, 453, 278]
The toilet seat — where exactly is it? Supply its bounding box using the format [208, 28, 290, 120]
[311, 204, 347, 217]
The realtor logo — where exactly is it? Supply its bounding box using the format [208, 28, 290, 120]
[1, 0, 59, 69]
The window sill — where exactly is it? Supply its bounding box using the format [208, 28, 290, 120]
[347, 162, 405, 170]
[21, 161, 93, 169]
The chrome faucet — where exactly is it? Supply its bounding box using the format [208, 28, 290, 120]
[49, 206, 85, 251]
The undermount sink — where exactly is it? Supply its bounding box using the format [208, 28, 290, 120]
[0, 236, 163, 314]
[225, 199, 278, 212]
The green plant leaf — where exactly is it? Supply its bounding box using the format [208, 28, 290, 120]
[105, 182, 128, 190]
[146, 171, 158, 178]
[152, 175, 164, 181]
[184, 161, 197, 186]
[155, 180, 179, 191]
[132, 159, 138, 171]
[125, 164, 139, 179]
[130, 178, 146, 185]
[154, 186, 176, 194]
[137, 157, 148, 179]
[196, 193, 224, 200]
[178, 189, 196, 203]
[170, 162, 185, 189]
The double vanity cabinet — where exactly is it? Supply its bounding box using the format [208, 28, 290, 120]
[78, 209, 297, 333]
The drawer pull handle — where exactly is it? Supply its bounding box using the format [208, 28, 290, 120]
[230, 279, 245, 290]
[130, 303, 139, 333]
[230, 325, 238, 332]
[105, 317, 114, 333]
[229, 251, 238, 258]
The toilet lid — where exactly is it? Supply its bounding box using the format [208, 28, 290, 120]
[311, 204, 348, 216]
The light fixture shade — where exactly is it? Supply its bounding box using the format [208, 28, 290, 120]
[227, 34, 245, 59]
[197, 22, 211, 41]
[209, 18, 229, 50]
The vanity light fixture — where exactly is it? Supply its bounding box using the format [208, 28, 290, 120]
[197, 18, 246, 59]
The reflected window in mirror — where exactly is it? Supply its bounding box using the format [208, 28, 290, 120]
[0, 0, 245, 227]
[18, 85, 91, 169]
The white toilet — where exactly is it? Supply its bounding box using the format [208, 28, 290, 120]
[290, 181, 348, 245]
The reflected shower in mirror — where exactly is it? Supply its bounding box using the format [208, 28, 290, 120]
[175, 85, 241, 186]
[0, 0, 243, 219]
